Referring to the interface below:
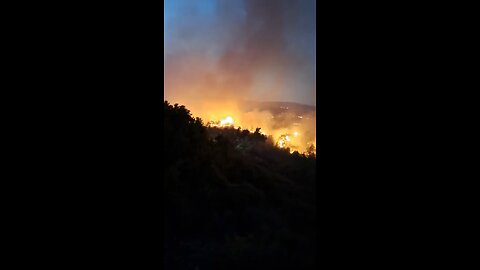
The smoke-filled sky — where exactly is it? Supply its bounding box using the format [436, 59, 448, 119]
[164, 0, 316, 107]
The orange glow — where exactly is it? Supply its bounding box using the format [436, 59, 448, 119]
[168, 98, 315, 155]
[220, 116, 234, 126]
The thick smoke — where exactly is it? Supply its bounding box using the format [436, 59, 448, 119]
[164, 0, 316, 153]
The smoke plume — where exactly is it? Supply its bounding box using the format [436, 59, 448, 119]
[164, 0, 316, 153]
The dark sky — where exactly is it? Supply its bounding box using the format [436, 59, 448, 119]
[164, 0, 316, 106]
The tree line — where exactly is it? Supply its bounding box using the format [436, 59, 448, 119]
[164, 101, 316, 269]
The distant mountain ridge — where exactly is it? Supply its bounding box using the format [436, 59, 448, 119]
[241, 100, 316, 116]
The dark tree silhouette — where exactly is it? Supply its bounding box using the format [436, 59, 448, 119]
[164, 101, 316, 270]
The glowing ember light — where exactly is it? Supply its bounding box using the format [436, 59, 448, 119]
[202, 111, 313, 155]
[277, 134, 292, 149]
[219, 116, 234, 126]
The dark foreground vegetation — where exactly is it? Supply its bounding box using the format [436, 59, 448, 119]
[164, 101, 316, 270]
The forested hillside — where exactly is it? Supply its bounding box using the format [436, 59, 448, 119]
[164, 101, 316, 270]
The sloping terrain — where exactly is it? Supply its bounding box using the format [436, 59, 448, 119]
[241, 100, 316, 117]
[164, 101, 316, 270]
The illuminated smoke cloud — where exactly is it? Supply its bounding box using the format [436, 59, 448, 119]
[164, 0, 316, 153]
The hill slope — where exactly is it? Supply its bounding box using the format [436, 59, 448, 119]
[164, 101, 316, 270]
[241, 100, 316, 116]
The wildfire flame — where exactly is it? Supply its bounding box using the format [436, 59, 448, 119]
[200, 107, 315, 155]
[219, 116, 234, 126]
[207, 115, 235, 128]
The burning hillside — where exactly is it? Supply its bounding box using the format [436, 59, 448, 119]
[164, 1, 316, 268]
[197, 101, 316, 154]
[165, 0, 315, 154]
[164, 98, 316, 270]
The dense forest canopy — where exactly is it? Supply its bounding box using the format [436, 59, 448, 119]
[164, 101, 316, 269]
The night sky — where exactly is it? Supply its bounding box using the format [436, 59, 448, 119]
[164, 0, 316, 107]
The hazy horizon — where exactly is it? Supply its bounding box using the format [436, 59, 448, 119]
[164, 0, 316, 107]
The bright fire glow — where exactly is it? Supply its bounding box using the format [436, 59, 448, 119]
[206, 115, 315, 155]
[220, 116, 234, 126]
[190, 102, 315, 155]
